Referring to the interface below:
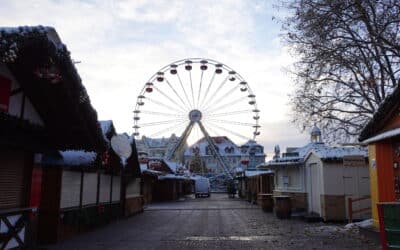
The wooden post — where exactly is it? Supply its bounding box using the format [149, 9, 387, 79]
[377, 204, 388, 250]
[96, 171, 100, 205]
[348, 197, 353, 223]
[79, 170, 84, 209]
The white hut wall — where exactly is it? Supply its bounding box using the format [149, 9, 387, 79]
[273, 165, 307, 210]
[319, 158, 370, 221]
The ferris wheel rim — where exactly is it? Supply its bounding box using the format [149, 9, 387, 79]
[137, 58, 256, 97]
[133, 58, 260, 141]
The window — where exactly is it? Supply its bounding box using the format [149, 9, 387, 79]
[225, 146, 234, 154]
[283, 176, 290, 185]
[206, 145, 219, 155]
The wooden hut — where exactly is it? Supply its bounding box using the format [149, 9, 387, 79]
[0, 26, 106, 248]
[237, 170, 274, 203]
[303, 149, 370, 221]
[140, 158, 194, 203]
[359, 85, 400, 229]
[268, 126, 370, 219]
[37, 121, 142, 244]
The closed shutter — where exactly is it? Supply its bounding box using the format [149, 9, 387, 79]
[112, 176, 121, 202]
[0, 150, 27, 209]
[99, 174, 111, 203]
[60, 171, 81, 208]
[82, 173, 97, 205]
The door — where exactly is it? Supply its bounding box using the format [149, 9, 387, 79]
[307, 163, 321, 214]
[343, 165, 357, 218]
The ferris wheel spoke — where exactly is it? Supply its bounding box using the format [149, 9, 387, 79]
[149, 120, 187, 137]
[205, 109, 253, 118]
[202, 122, 221, 137]
[197, 71, 204, 108]
[199, 71, 216, 108]
[153, 84, 188, 112]
[189, 71, 196, 108]
[145, 96, 186, 114]
[165, 77, 192, 111]
[203, 83, 240, 111]
[204, 96, 246, 114]
[206, 118, 255, 127]
[201, 75, 229, 110]
[205, 120, 253, 141]
[139, 118, 187, 127]
[140, 110, 185, 118]
[176, 72, 193, 109]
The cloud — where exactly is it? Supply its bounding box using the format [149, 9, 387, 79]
[0, 0, 307, 151]
[260, 120, 309, 160]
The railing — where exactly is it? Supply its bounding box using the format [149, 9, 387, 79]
[0, 207, 37, 250]
[348, 196, 371, 223]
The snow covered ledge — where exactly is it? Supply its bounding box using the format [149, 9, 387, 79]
[361, 127, 400, 144]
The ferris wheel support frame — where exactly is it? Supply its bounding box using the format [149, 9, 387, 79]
[197, 121, 233, 179]
[166, 119, 233, 179]
[165, 121, 194, 162]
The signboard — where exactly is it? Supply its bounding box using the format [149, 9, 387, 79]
[343, 155, 366, 167]
[111, 134, 132, 158]
[0, 75, 11, 112]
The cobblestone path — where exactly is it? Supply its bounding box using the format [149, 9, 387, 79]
[49, 194, 378, 250]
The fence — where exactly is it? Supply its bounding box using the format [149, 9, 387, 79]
[347, 196, 371, 223]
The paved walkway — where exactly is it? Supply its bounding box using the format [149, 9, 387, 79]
[49, 194, 378, 250]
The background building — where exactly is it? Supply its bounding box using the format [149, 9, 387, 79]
[135, 134, 181, 158]
[183, 136, 266, 174]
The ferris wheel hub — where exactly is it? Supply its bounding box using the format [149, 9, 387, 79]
[189, 109, 202, 122]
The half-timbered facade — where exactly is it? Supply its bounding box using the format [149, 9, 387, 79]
[0, 26, 106, 248]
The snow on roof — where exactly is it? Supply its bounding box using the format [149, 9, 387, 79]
[267, 160, 303, 167]
[294, 142, 325, 158]
[234, 167, 244, 173]
[267, 142, 324, 167]
[190, 175, 204, 180]
[59, 150, 97, 166]
[140, 163, 163, 175]
[0, 26, 61, 58]
[143, 169, 163, 175]
[158, 174, 191, 180]
[242, 140, 259, 146]
[0, 26, 50, 35]
[308, 145, 367, 160]
[361, 127, 400, 144]
[245, 170, 273, 177]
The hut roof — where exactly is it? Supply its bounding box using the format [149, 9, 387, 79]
[0, 26, 106, 151]
[359, 85, 400, 142]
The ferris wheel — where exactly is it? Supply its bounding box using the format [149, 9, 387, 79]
[133, 58, 260, 176]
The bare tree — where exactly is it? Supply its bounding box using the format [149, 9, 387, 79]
[281, 0, 400, 142]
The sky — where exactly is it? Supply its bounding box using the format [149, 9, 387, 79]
[1, 0, 310, 158]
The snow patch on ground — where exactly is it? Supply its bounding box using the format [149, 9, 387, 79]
[345, 219, 373, 229]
